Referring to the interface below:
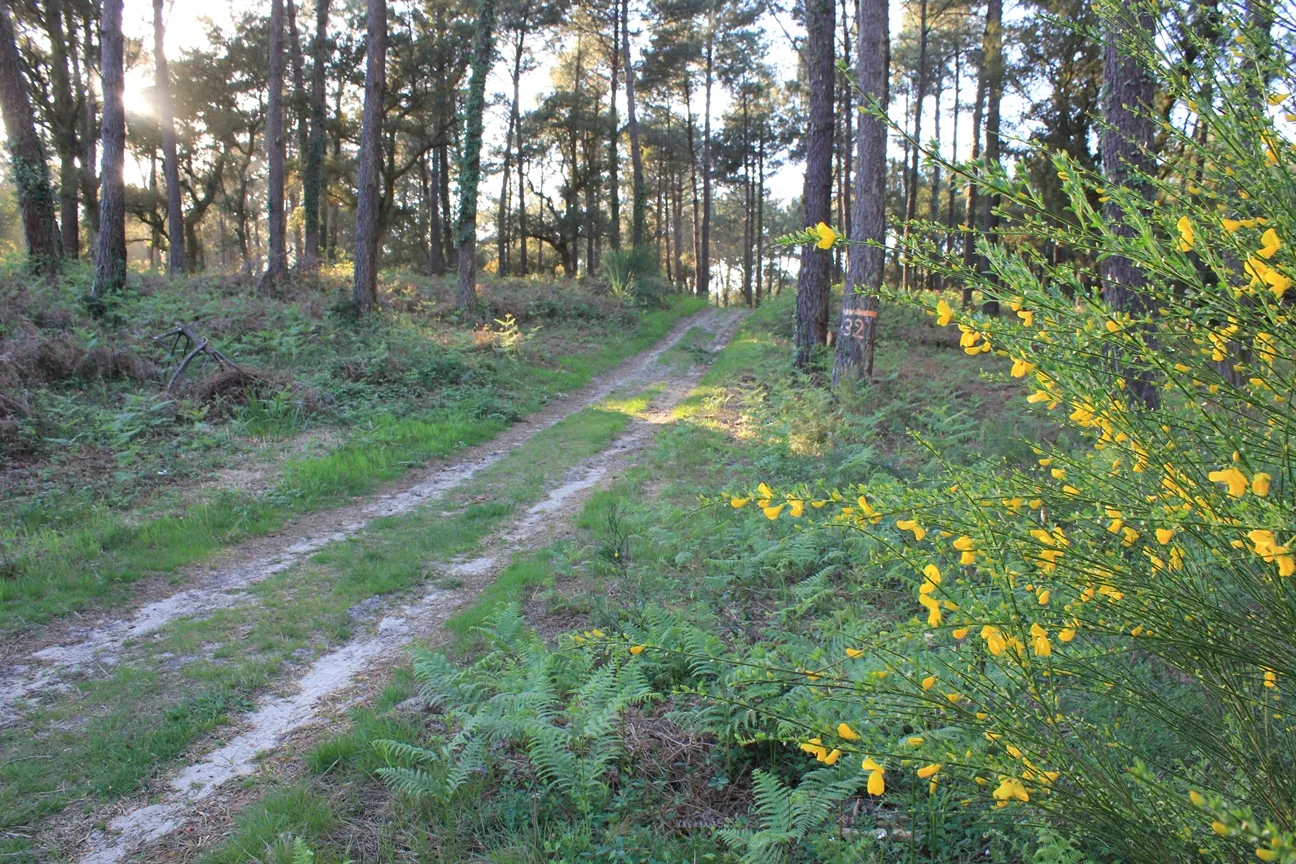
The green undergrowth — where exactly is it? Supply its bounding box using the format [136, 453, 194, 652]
[191, 295, 1077, 864]
[0, 264, 704, 632]
[0, 385, 665, 853]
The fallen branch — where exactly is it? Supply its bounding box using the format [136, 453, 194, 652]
[155, 324, 249, 393]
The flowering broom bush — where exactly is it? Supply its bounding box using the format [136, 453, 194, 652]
[711, 3, 1295, 860]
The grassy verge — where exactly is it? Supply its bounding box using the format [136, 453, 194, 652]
[0, 384, 668, 853]
[0, 284, 704, 632]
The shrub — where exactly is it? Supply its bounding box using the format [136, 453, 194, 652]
[714, 3, 1296, 861]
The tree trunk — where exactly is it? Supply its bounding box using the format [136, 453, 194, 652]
[944, 49, 960, 259]
[685, 84, 700, 290]
[517, 129, 527, 275]
[153, 0, 184, 273]
[455, 0, 496, 311]
[285, 0, 310, 267]
[1101, 7, 1159, 409]
[263, 0, 287, 286]
[0, 0, 63, 274]
[833, 0, 886, 383]
[794, 0, 834, 369]
[92, 0, 127, 296]
[622, 0, 647, 248]
[755, 129, 765, 304]
[45, 0, 79, 258]
[901, 0, 928, 293]
[437, 142, 453, 268]
[73, 14, 100, 253]
[328, 75, 342, 262]
[352, 0, 386, 313]
[424, 153, 443, 276]
[926, 73, 943, 290]
[960, 37, 986, 307]
[979, 0, 1004, 315]
[607, 7, 621, 251]
[699, 24, 714, 299]
[741, 92, 753, 306]
[302, 0, 329, 271]
[498, 30, 525, 278]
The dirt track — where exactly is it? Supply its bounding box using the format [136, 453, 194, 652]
[0, 307, 729, 720]
[53, 307, 744, 864]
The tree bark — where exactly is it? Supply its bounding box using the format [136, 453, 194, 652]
[944, 49, 960, 259]
[622, 0, 647, 247]
[1101, 7, 1159, 409]
[498, 26, 526, 277]
[262, 0, 287, 286]
[0, 0, 62, 274]
[833, 0, 886, 383]
[302, 0, 329, 271]
[352, 0, 386, 313]
[901, 0, 928, 293]
[699, 22, 714, 299]
[152, 0, 184, 273]
[455, 0, 496, 311]
[979, 0, 1004, 315]
[607, 7, 621, 251]
[960, 29, 987, 307]
[793, 0, 834, 369]
[45, 0, 79, 258]
[92, 0, 127, 296]
[73, 14, 100, 253]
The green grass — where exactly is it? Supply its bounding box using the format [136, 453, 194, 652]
[0, 384, 668, 849]
[172, 293, 1059, 864]
[198, 787, 337, 864]
[0, 292, 703, 633]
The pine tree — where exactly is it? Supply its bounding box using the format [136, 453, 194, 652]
[793, 0, 835, 369]
[154, 0, 185, 273]
[263, 0, 288, 286]
[0, 0, 62, 274]
[352, 0, 387, 313]
[91, 0, 126, 298]
[301, 0, 329, 272]
[1100, 6, 1159, 408]
[833, 0, 888, 383]
[454, 0, 497, 311]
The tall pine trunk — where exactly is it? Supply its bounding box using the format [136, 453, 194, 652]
[0, 0, 62, 274]
[901, 0, 928, 292]
[455, 0, 497, 311]
[498, 27, 526, 276]
[352, 0, 386, 313]
[979, 0, 1004, 315]
[622, 0, 646, 247]
[153, 0, 184, 273]
[286, 0, 310, 263]
[92, 0, 127, 297]
[74, 15, 100, 254]
[1101, 7, 1159, 408]
[793, 0, 834, 369]
[833, 0, 886, 383]
[699, 20, 713, 299]
[263, 0, 287, 285]
[960, 37, 986, 307]
[45, 0, 79, 258]
[607, 8, 621, 251]
[944, 50, 960, 259]
[302, 0, 329, 271]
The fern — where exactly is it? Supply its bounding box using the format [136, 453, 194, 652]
[717, 769, 863, 864]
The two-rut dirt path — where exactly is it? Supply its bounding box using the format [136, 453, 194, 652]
[26, 307, 744, 864]
[0, 306, 726, 719]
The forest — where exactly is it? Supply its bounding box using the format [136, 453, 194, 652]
[0, 0, 1294, 861]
